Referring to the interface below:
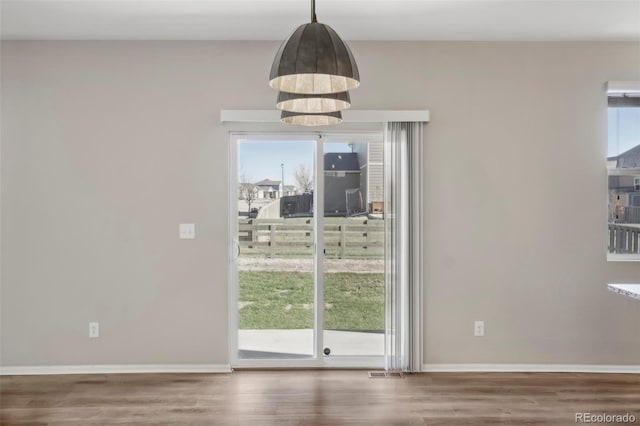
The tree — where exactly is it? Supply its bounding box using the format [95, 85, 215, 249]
[239, 173, 256, 213]
[294, 164, 313, 193]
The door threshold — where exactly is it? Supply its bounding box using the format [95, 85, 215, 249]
[232, 355, 384, 370]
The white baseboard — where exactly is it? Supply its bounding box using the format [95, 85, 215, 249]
[0, 364, 232, 376]
[3, 363, 636, 375]
[422, 364, 640, 373]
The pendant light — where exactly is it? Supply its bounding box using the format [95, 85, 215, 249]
[276, 91, 350, 114]
[281, 110, 342, 126]
[269, 0, 360, 95]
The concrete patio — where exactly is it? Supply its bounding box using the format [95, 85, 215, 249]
[238, 329, 384, 358]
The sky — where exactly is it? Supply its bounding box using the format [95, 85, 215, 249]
[608, 108, 640, 157]
[238, 140, 352, 186]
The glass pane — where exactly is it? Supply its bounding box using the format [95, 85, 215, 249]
[608, 106, 640, 260]
[237, 140, 315, 359]
[322, 140, 385, 357]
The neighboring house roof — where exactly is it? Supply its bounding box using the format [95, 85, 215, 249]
[324, 153, 360, 171]
[254, 179, 281, 186]
[609, 143, 640, 167]
[250, 179, 296, 192]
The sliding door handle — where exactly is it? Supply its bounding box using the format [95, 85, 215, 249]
[232, 239, 241, 261]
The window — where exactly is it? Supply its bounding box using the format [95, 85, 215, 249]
[607, 83, 640, 261]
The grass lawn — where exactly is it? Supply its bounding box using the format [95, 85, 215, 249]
[239, 271, 384, 331]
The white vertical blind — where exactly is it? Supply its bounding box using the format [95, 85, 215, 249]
[384, 122, 423, 372]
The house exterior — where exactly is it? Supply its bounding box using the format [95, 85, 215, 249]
[251, 179, 297, 199]
[608, 144, 640, 222]
[283, 185, 296, 195]
[253, 179, 281, 199]
[350, 141, 384, 213]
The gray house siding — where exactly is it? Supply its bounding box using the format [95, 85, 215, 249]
[350, 141, 384, 209]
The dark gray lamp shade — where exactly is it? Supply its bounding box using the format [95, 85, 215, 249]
[269, 22, 360, 95]
[276, 91, 350, 113]
[281, 110, 342, 126]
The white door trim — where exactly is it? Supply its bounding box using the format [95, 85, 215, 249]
[228, 133, 323, 368]
[313, 136, 324, 362]
[227, 130, 420, 370]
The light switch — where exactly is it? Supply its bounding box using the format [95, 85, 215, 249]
[179, 223, 195, 239]
[89, 322, 99, 338]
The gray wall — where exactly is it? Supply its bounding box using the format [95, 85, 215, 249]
[1, 41, 639, 367]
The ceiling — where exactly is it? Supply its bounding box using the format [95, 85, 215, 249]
[1, 0, 639, 41]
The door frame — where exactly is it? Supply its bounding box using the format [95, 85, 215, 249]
[228, 131, 385, 369]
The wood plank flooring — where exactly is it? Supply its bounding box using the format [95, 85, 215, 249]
[1, 371, 639, 425]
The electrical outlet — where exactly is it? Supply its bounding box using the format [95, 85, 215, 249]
[179, 224, 195, 239]
[474, 320, 484, 337]
[89, 322, 99, 338]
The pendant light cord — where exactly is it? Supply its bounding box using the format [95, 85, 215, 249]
[311, 0, 317, 22]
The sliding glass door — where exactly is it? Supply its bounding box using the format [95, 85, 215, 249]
[234, 137, 316, 361]
[321, 138, 385, 361]
[230, 133, 384, 368]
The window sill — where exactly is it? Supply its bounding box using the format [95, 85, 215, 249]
[607, 283, 640, 301]
[607, 254, 640, 262]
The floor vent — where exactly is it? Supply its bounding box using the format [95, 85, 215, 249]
[368, 371, 404, 378]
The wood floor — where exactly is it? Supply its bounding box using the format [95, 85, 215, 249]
[1, 370, 639, 425]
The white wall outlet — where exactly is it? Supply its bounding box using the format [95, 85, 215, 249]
[179, 223, 195, 239]
[474, 320, 485, 337]
[89, 322, 99, 338]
